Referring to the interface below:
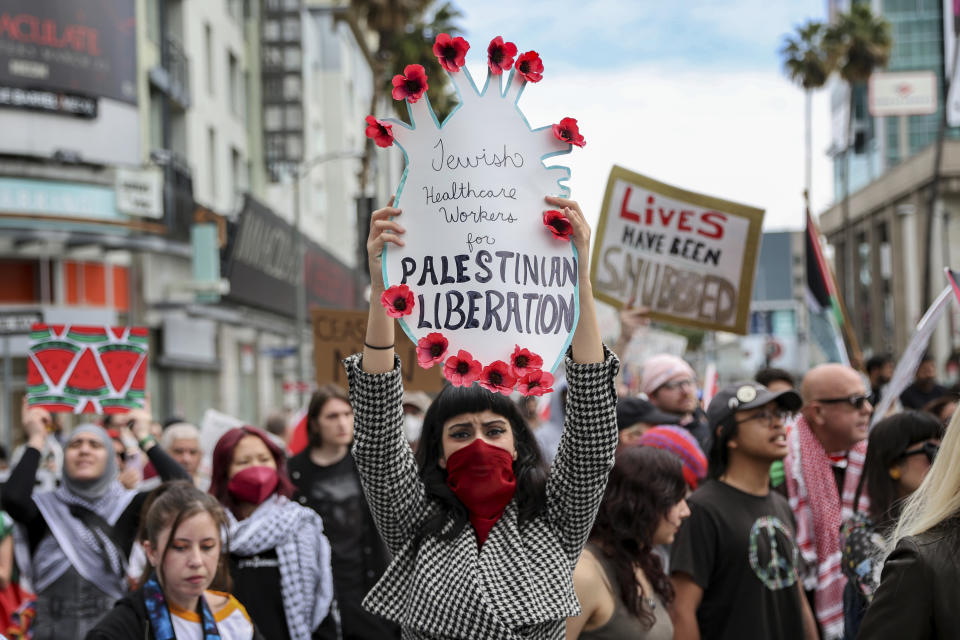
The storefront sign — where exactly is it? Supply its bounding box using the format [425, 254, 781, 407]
[115, 167, 162, 218]
[224, 195, 360, 317]
[0, 176, 125, 222]
[868, 71, 937, 117]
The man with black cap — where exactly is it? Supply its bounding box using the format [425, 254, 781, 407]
[615, 397, 681, 449]
[669, 382, 818, 640]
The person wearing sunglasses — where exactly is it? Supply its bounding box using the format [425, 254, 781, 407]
[669, 381, 818, 640]
[839, 411, 944, 637]
[858, 409, 960, 639]
[782, 364, 872, 640]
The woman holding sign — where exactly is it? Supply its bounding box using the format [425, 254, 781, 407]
[3, 402, 190, 640]
[344, 196, 618, 639]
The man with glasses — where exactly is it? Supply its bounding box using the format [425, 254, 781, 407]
[670, 381, 818, 640]
[783, 364, 872, 640]
[641, 354, 711, 450]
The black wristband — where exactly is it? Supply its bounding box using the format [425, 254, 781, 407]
[364, 341, 394, 350]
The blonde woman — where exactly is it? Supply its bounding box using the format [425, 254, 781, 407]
[858, 408, 960, 638]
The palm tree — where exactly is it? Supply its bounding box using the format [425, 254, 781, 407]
[823, 3, 891, 357]
[350, 0, 463, 193]
[780, 20, 831, 213]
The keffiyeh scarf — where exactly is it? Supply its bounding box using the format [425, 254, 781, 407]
[784, 416, 866, 640]
[27, 481, 136, 599]
[227, 495, 333, 640]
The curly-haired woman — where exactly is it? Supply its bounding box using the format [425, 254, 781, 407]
[566, 446, 687, 639]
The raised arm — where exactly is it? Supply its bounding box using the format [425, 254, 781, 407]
[346, 200, 427, 554]
[543, 197, 620, 565]
[1, 404, 50, 535]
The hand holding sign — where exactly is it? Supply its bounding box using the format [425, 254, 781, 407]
[365, 35, 586, 391]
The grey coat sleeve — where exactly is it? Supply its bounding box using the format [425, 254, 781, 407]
[545, 345, 620, 565]
[344, 352, 428, 555]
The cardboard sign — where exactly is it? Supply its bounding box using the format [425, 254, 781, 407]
[313, 308, 444, 392]
[374, 37, 580, 381]
[27, 324, 148, 414]
[591, 166, 764, 334]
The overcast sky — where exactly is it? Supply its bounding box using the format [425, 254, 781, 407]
[448, 0, 834, 231]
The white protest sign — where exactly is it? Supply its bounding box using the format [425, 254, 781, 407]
[369, 35, 582, 391]
[870, 285, 953, 427]
[199, 408, 244, 460]
[591, 166, 764, 334]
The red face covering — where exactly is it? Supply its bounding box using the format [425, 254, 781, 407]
[227, 466, 279, 505]
[444, 439, 517, 546]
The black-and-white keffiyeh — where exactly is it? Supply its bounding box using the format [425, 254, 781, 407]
[227, 494, 333, 640]
[29, 481, 136, 599]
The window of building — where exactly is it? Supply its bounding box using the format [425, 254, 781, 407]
[264, 105, 283, 131]
[263, 46, 283, 69]
[283, 75, 302, 100]
[227, 0, 243, 22]
[146, 0, 160, 43]
[231, 147, 245, 197]
[266, 134, 286, 162]
[286, 135, 303, 160]
[149, 90, 163, 150]
[208, 127, 217, 201]
[204, 23, 214, 96]
[856, 231, 872, 348]
[228, 52, 239, 117]
[284, 47, 301, 71]
[284, 0, 300, 9]
[283, 17, 300, 41]
[264, 20, 280, 41]
[285, 105, 302, 129]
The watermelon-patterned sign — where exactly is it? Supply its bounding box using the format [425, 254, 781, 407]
[27, 324, 149, 415]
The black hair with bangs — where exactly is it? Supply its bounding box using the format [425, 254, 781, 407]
[413, 383, 549, 545]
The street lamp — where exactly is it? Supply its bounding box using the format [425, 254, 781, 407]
[286, 150, 364, 407]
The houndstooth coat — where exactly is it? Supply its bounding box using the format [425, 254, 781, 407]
[343, 347, 619, 640]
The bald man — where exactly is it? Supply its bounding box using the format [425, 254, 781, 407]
[784, 364, 871, 640]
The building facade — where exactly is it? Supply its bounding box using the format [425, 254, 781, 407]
[0, 0, 392, 447]
[821, 0, 960, 376]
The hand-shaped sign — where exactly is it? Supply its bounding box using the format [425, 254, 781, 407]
[366, 35, 585, 395]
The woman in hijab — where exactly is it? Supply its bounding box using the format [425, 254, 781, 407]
[2, 403, 190, 640]
[208, 426, 335, 640]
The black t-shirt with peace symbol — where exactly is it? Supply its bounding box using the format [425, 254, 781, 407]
[670, 479, 806, 640]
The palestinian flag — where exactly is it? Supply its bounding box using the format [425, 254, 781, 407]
[947, 268, 960, 305]
[806, 209, 850, 365]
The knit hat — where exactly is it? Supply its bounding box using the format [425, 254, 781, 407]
[616, 397, 681, 431]
[639, 426, 707, 490]
[641, 354, 696, 396]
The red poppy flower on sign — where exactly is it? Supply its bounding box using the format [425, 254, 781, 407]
[517, 370, 555, 396]
[364, 116, 394, 148]
[543, 209, 573, 241]
[417, 332, 449, 368]
[479, 360, 517, 395]
[443, 350, 483, 387]
[433, 33, 470, 73]
[391, 64, 429, 103]
[552, 117, 586, 148]
[487, 36, 518, 75]
[515, 51, 543, 83]
[380, 284, 415, 318]
[510, 345, 543, 377]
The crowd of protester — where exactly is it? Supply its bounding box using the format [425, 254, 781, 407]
[0, 202, 957, 639]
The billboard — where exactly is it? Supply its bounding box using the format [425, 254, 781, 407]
[868, 71, 938, 117]
[0, 1, 137, 105]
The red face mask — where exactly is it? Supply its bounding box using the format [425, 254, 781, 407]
[227, 466, 279, 505]
[444, 439, 517, 546]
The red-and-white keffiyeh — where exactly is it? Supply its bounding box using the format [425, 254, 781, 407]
[784, 416, 867, 640]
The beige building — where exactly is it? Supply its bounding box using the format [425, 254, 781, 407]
[818, 141, 960, 365]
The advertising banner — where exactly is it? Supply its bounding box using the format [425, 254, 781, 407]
[0, 1, 137, 105]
